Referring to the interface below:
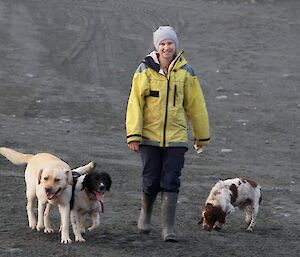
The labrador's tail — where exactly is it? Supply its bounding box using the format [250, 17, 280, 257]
[0, 147, 34, 165]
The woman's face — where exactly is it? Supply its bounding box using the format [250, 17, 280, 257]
[157, 39, 176, 61]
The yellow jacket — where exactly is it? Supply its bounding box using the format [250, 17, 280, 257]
[126, 51, 210, 147]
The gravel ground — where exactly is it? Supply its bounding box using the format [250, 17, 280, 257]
[0, 0, 299, 256]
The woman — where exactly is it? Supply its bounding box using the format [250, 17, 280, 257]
[126, 26, 210, 242]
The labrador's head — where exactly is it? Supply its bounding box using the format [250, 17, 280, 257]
[39, 166, 72, 200]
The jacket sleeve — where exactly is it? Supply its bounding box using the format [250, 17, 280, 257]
[184, 72, 210, 145]
[126, 66, 149, 143]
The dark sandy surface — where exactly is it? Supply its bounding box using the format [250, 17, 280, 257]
[0, 0, 299, 256]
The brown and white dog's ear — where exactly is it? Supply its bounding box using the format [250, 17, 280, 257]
[198, 216, 204, 224]
[38, 169, 43, 184]
[66, 170, 73, 186]
[198, 210, 205, 224]
[217, 209, 227, 224]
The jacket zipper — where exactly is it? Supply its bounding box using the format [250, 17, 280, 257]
[162, 52, 183, 147]
[173, 84, 177, 106]
[163, 78, 170, 147]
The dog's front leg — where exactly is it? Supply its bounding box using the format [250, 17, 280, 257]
[26, 193, 36, 229]
[71, 210, 85, 242]
[36, 201, 46, 231]
[80, 215, 86, 234]
[44, 203, 54, 233]
[88, 211, 100, 231]
[58, 204, 72, 244]
[226, 204, 236, 216]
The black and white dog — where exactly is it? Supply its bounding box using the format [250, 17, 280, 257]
[70, 164, 112, 242]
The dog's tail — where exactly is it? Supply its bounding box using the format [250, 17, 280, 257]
[0, 147, 34, 165]
[72, 161, 96, 175]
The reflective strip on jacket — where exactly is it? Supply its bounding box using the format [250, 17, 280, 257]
[126, 51, 210, 147]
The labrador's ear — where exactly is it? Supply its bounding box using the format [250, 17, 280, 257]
[38, 169, 43, 184]
[66, 170, 73, 186]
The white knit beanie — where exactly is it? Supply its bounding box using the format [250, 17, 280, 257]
[153, 26, 178, 50]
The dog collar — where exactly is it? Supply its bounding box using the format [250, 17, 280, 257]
[84, 189, 105, 213]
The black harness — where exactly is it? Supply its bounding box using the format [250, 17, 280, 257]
[70, 171, 81, 210]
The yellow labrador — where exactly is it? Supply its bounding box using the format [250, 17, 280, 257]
[43, 160, 96, 238]
[0, 147, 73, 243]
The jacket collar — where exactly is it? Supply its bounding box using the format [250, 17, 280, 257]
[142, 50, 186, 76]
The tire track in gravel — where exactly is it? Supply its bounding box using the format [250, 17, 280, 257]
[59, 9, 96, 66]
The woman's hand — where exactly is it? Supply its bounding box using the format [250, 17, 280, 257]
[194, 144, 203, 154]
[128, 141, 140, 153]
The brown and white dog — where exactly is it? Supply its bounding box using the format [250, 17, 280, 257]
[198, 177, 262, 232]
[0, 147, 73, 243]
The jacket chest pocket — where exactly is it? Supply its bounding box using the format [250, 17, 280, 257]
[169, 81, 186, 128]
[173, 84, 177, 106]
[171, 82, 184, 107]
[143, 79, 164, 123]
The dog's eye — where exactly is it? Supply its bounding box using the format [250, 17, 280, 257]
[55, 178, 60, 182]
[44, 177, 49, 181]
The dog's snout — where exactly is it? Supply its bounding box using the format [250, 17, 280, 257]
[45, 188, 52, 193]
[99, 184, 105, 191]
[203, 224, 212, 231]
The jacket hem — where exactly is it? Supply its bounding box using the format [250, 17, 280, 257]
[141, 140, 188, 148]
